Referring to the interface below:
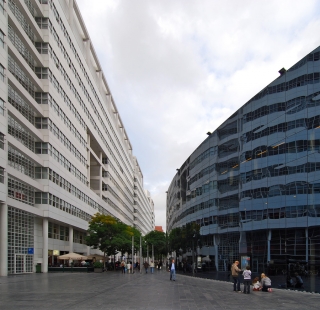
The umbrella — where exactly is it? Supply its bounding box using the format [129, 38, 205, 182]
[87, 254, 105, 260]
[58, 252, 88, 260]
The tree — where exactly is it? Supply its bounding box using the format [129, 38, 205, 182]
[144, 230, 167, 260]
[86, 213, 124, 258]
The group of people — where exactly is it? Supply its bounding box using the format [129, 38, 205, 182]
[231, 260, 273, 294]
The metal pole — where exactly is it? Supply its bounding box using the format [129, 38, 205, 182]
[132, 235, 134, 274]
[152, 244, 154, 263]
[140, 235, 142, 274]
[192, 238, 194, 277]
[147, 244, 149, 264]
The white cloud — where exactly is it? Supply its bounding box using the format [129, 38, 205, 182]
[77, 0, 320, 231]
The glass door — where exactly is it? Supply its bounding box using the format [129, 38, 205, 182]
[14, 254, 33, 274]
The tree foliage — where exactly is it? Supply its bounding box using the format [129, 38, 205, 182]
[168, 222, 201, 254]
[85, 213, 142, 258]
[144, 230, 167, 259]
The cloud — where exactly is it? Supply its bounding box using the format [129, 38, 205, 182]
[76, 0, 320, 231]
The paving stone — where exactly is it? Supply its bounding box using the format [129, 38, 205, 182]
[0, 271, 320, 309]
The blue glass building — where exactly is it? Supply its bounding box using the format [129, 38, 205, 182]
[167, 46, 320, 273]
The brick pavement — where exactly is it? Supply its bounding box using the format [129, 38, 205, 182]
[0, 270, 319, 309]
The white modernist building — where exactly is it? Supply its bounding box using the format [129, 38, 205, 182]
[0, 0, 155, 276]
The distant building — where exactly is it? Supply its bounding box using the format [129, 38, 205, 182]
[155, 226, 164, 232]
[0, 0, 154, 276]
[167, 46, 320, 273]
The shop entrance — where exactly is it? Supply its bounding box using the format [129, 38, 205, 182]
[14, 254, 33, 274]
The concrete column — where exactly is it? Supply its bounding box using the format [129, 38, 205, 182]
[42, 218, 48, 273]
[213, 235, 219, 271]
[85, 40, 91, 62]
[0, 204, 8, 276]
[305, 228, 309, 262]
[69, 226, 74, 253]
[68, 0, 74, 26]
[267, 230, 272, 263]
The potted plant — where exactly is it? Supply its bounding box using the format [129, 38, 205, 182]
[93, 261, 104, 273]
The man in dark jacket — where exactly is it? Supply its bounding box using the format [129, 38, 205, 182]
[143, 261, 149, 273]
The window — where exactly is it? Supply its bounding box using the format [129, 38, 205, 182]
[35, 42, 48, 54]
[0, 167, 4, 183]
[0, 64, 4, 81]
[35, 67, 48, 79]
[0, 98, 4, 115]
[35, 117, 48, 129]
[0, 132, 3, 149]
[0, 0, 3, 14]
[0, 30, 4, 48]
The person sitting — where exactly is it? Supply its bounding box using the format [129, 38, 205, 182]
[294, 272, 304, 288]
[261, 273, 272, 292]
[252, 277, 262, 291]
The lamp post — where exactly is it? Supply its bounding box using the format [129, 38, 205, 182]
[132, 235, 134, 274]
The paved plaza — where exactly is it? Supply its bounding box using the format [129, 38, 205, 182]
[0, 270, 320, 310]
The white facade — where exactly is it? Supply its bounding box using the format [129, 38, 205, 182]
[0, 0, 154, 276]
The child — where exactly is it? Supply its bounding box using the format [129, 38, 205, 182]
[252, 277, 261, 291]
[243, 265, 252, 294]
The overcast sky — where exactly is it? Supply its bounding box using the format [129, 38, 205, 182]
[76, 0, 320, 231]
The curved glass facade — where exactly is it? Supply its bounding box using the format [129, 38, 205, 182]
[167, 46, 320, 273]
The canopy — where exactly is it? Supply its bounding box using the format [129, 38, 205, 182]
[87, 254, 105, 260]
[58, 252, 88, 260]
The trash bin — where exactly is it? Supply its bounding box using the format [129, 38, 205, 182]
[36, 263, 41, 273]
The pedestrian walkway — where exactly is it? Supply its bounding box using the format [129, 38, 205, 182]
[0, 270, 320, 309]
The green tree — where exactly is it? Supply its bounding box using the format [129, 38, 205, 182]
[144, 230, 167, 259]
[86, 213, 124, 258]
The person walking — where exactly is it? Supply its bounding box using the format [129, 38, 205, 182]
[150, 260, 155, 274]
[120, 260, 126, 274]
[169, 259, 176, 281]
[243, 265, 252, 294]
[231, 260, 242, 292]
[143, 261, 149, 273]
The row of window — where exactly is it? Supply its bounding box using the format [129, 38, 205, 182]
[248, 72, 320, 104]
[243, 91, 320, 123]
[47, 61, 132, 187]
[8, 177, 35, 206]
[240, 161, 320, 184]
[46, 119, 86, 166]
[243, 116, 320, 143]
[287, 51, 320, 72]
[241, 204, 320, 221]
[101, 195, 132, 223]
[8, 0, 35, 42]
[8, 24, 35, 70]
[240, 139, 320, 162]
[240, 181, 320, 200]
[47, 2, 133, 177]
[189, 146, 217, 170]
[103, 184, 132, 214]
[35, 142, 87, 184]
[8, 85, 35, 125]
[8, 145, 35, 178]
[35, 192, 92, 222]
[106, 171, 133, 205]
[48, 222, 86, 244]
[8, 115, 35, 152]
[35, 167, 108, 214]
[47, 20, 133, 183]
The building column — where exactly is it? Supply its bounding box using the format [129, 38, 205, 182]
[213, 235, 219, 271]
[42, 218, 48, 273]
[267, 230, 272, 263]
[68, 0, 74, 26]
[69, 226, 74, 253]
[305, 228, 309, 262]
[0, 204, 8, 276]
